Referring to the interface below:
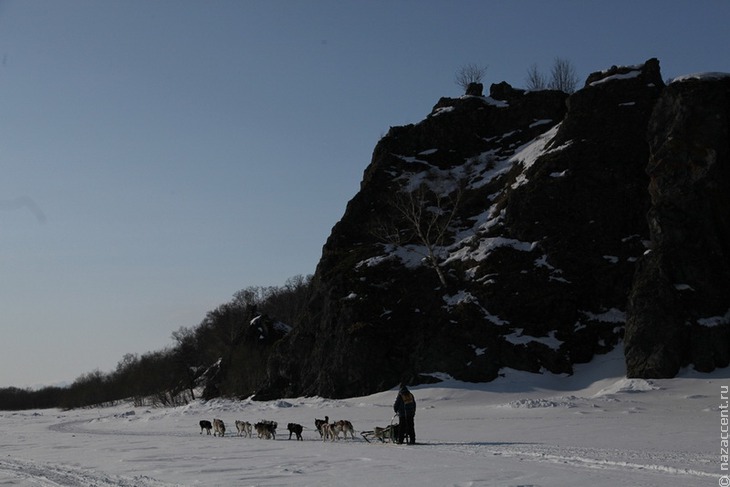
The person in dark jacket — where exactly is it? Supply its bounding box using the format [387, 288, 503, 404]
[393, 382, 416, 444]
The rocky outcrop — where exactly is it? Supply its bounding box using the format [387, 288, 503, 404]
[625, 74, 730, 377]
[254, 60, 730, 400]
[465, 82, 484, 96]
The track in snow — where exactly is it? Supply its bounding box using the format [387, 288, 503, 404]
[50, 417, 717, 483]
[0, 457, 181, 487]
[417, 441, 716, 481]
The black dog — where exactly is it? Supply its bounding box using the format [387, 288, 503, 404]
[314, 416, 329, 437]
[287, 422, 303, 441]
[199, 420, 212, 435]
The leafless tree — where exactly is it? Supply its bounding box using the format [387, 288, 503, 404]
[372, 179, 465, 288]
[454, 63, 487, 92]
[549, 57, 579, 93]
[525, 63, 548, 91]
[525, 58, 580, 94]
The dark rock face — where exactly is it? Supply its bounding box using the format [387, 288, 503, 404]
[254, 60, 730, 400]
[490, 81, 526, 101]
[625, 76, 730, 377]
[465, 82, 483, 96]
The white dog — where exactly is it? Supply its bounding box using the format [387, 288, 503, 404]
[333, 420, 355, 440]
[213, 418, 225, 437]
[321, 422, 336, 442]
[235, 420, 252, 437]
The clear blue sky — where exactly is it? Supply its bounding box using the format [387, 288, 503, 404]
[1, 0, 728, 388]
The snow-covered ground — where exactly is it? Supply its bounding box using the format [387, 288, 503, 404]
[0, 348, 727, 486]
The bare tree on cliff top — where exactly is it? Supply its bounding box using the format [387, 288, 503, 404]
[455, 63, 487, 92]
[549, 57, 579, 93]
[526, 63, 548, 91]
[525, 58, 579, 94]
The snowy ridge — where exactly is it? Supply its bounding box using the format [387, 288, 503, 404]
[671, 72, 730, 83]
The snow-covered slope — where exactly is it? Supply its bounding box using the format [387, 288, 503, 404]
[0, 348, 726, 486]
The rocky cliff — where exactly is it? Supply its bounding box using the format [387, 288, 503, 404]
[626, 72, 730, 378]
[255, 59, 730, 400]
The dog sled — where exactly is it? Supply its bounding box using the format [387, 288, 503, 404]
[361, 414, 400, 443]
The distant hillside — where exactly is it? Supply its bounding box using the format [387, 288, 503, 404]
[252, 58, 730, 400]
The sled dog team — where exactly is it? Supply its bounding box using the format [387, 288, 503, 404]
[198, 416, 355, 441]
[199, 384, 415, 444]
